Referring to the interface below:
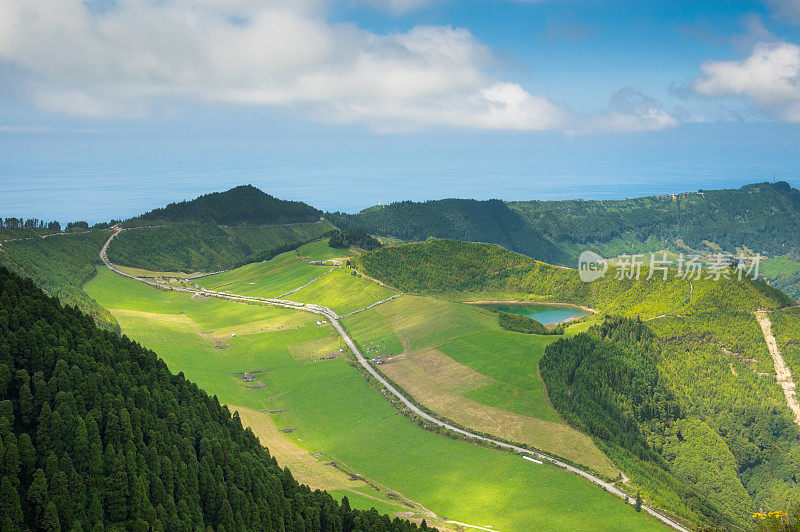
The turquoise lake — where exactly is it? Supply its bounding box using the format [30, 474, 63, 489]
[476, 303, 590, 325]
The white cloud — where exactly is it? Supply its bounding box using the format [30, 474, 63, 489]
[0, 0, 678, 134]
[693, 41, 800, 122]
[569, 89, 680, 135]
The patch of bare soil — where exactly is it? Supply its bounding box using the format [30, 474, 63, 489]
[756, 310, 800, 424]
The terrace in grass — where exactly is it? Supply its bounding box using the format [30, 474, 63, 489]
[85, 267, 666, 531]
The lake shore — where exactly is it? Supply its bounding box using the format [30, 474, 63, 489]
[464, 300, 598, 315]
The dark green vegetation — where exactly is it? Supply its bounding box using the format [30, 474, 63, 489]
[511, 181, 800, 258]
[0, 266, 428, 531]
[331, 182, 800, 266]
[124, 185, 321, 227]
[107, 222, 335, 272]
[761, 252, 800, 300]
[0, 231, 118, 332]
[328, 199, 569, 265]
[497, 311, 562, 335]
[329, 229, 381, 251]
[354, 239, 799, 528]
[541, 318, 729, 526]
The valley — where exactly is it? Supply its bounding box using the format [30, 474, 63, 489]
[86, 240, 669, 531]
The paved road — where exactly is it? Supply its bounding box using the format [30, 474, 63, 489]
[100, 229, 689, 532]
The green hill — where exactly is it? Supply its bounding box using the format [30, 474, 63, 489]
[327, 199, 569, 265]
[0, 266, 427, 531]
[330, 182, 800, 266]
[124, 185, 322, 227]
[0, 230, 119, 332]
[350, 239, 792, 315]
[107, 222, 335, 273]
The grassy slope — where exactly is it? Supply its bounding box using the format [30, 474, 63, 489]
[342, 294, 616, 476]
[85, 268, 666, 531]
[351, 240, 792, 315]
[108, 221, 335, 272]
[294, 238, 355, 262]
[197, 252, 326, 298]
[289, 268, 398, 316]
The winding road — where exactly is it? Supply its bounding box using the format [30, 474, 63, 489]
[100, 228, 689, 532]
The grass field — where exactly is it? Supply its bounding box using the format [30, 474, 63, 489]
[196, 252, 326, 298]
[288, 268, 398, 316]
[295, 238, 354, 262]
[85, 267, 666, 531]
[342, 295, 616, 477]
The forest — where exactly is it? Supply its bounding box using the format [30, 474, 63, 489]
[124, 185, 322, 227]
[496, 311, 562, 335]
[330, 182, 800, 274]
[327, 199, 569, 265]
[0, 266, 429, 531]
[351, 239, 792, 315]
[328, 229, 381, 251]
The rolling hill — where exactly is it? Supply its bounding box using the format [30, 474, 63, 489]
[330, 181, 800, 264]
[123, 185, 322, 227]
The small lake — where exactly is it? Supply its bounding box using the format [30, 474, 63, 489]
[475, 303, 591, 325]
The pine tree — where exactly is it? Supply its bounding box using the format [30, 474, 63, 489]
[26, 468, 48, 523]
[0, 476, 23, 526]
[635, 491, 642, 513]
[42, 500, 61, 532]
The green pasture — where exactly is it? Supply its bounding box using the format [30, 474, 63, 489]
[196, 252, 325, 298]
[295, 238, 354, 262]
[85, 268, 666, 531]
[288, 268, 398, 316]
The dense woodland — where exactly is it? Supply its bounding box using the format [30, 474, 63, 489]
[328, 229, 381, 251]
[496, 312, 562, 335]
[328, 199, 568, 265]
[332, 183, 800, 299]
[124, 186, 321, 227]
[0, 267, 429, 531]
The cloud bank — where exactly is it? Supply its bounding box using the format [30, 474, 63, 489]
[694, 41, 800, 123]
[0, 0, 676, 134]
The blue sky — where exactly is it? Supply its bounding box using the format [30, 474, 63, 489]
[2, 0, 800, 221]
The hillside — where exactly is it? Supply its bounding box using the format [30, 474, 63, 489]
[124, 185, 322, 227]
[107, 222, 335, 272]
[0, 230, 119, 332]
[351, 239, 799, 527]
[0, 266, 426, 531]
[330, 182, 800, 266]
[350, 239, 792, 315]
[327, 199, 569, 265]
